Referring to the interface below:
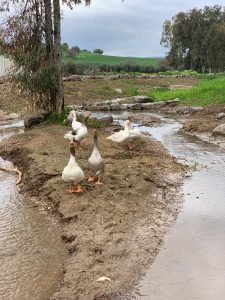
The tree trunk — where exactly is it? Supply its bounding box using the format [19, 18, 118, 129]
[53, 0, 64, 114]
[44, 0, 56, 113]
[202, 65, 205, 74]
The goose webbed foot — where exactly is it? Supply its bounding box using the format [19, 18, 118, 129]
[95, 176, 104, 186]
[127, 142, 134, 150]
[74, 184, 83, 193]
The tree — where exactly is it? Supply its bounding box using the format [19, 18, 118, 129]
[161, 5, 225, 72]
[93, 48, 103, 54]
[0, 0, 91, 114]
[71, 46, 81, 54]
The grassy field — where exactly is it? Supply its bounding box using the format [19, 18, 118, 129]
[63, 51, 160, 66]
[148, 76, 225, 106]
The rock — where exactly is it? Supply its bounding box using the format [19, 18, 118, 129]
[165, 98, 180, 106]
[63, 75, 82, 82]
[128, 103, 142, 110]
[131, 96, 154, 103]
[110, 104, 126, 111]
[87, 105, 110, 111]
[217, 112, 225, 119]
[119, 96, 153, 104]
[7, 113, 21, 119]
[90, 116, 113, 124]
[176, 106, 203, 115]
[114, 88, 122, 94]
[212, 124, 225, 136]
[24, 114, 46, 129]
[175, 106, 190, 115]
[67, 105, 84, 111]
[189, 106, 203, 114]
[0, 109, 7, 120]
[142, 101, 166, 110]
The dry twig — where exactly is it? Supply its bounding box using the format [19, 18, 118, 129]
[0, 166, 22, 184]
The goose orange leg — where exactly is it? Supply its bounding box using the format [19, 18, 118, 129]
[95, 175, 104, 186]
[66, 186, 74, 193]
[127, 142, 134, 150]
[87, 174, 96, 182]
[73, 184, 83, 193]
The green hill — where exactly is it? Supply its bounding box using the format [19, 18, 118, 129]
[63, 51, 161, 66]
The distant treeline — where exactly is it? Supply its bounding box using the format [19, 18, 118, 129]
[161, 5, 225, 73]
[63, 62, 169, 76]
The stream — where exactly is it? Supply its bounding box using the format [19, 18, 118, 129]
[0, 119, 64, 300]
[128, 115, 225, 300]
[83, 110, 225, 299]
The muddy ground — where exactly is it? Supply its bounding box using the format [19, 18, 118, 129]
[174, 104, 225, 149]
[2, 75, 215, 299]
[0, 122, 185, 299]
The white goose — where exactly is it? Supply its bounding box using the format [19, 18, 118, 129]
[64, 112, 92, 148]
[88, 129, 105, 185]
[107, 120, 130, 146]
[127, 121, 142, 148]
[62, 144, 84, 193]
[70, 110, 82, 132]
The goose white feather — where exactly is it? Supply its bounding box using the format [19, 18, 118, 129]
[62, 146, 84, 187]
[64, 112, 91, 144]
[88, 130, 105, 181]
[70, 110, 82, 132]
[107, 120, 130, 143]
[127, 122, 141, 139]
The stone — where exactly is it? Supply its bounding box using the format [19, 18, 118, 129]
[217, 112, 225, 119]
[24, 114, 45, 129]
[189, 106, 203, 114]
[0, 109, 7, 120]
[119, 96, 153, 104]
[63, 75, 82, 82]
[90, 116, 113, 124]
[212, 124, 225, 136]
[86, 105, 110, 111]
[114, 88, 123, 94]
[175, 106, 190, 115]
[165, 98, 180, 106]
[142, 101, 166, 110]
[128, 103, 142, 110]
[110, 104, 125, 110]
[176, 106, 203, 115]
[7, 113, 21, 119]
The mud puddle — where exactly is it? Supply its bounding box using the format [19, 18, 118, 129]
[0, 119, 64, 300]
[128, 116, 225, 300]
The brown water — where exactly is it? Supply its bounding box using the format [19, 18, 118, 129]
[130, 117, 225, 300]
[0, 120, 64, 300]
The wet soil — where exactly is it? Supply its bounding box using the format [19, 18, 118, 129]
[0, 123, 185, 299]
[170, 104, 225, 149]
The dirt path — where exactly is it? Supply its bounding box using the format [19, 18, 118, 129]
[0, 122, 185, 299]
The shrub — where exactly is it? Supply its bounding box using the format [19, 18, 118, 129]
[93, 49, 103, 54]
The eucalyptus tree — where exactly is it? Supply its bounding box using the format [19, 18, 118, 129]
[161, 5, 225, 73]
[0, 0, 91, 113]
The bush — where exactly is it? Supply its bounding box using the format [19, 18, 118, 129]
[93, 48, 103, 54]
[71, 46, 80, 54]
[45, 106, 71, 125]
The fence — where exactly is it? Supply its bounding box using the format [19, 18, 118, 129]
[0, 55, 13, 77]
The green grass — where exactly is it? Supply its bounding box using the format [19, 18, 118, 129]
[147, 75, 225, 106]
[63, 51, 160, 67]
[127, 87, 139, 96]
[45, 107, 71, 125]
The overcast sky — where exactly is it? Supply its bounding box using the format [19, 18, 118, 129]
[62, 0, 225, 57]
